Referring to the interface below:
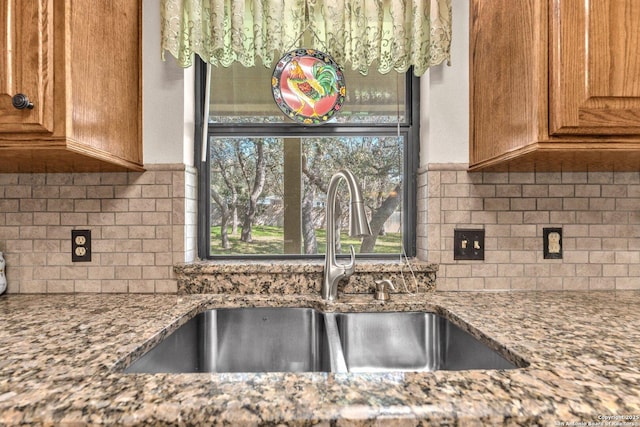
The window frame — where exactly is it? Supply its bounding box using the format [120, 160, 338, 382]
[194, 58, 420, 260]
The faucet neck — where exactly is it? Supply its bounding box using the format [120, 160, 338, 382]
[321, 169, 372, 301]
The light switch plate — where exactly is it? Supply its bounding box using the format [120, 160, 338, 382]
[454, 229, 485, 260]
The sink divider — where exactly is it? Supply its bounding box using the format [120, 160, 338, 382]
[323, 313, 348, 373]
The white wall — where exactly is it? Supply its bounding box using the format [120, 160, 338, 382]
[142, 0, 192, 165]
[420, 0, 469, 166]
[142, 0, 469, 167]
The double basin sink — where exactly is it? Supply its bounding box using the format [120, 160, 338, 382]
[124, 307, 519, 374]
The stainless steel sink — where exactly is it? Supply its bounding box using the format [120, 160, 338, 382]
[124, 308, 519, 374]
[125, 307, 331, 373]
[333, 312, 517, 372]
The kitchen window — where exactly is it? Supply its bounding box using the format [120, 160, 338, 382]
[195, 59, 419, 259]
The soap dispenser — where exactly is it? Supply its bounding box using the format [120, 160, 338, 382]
[374, 279, 395, 301]
[0, 252, 6, 295]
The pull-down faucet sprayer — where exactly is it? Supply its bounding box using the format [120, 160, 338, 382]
[322, 169, 372, 301]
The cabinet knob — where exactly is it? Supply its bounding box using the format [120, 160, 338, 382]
[12, 94, 34, 110]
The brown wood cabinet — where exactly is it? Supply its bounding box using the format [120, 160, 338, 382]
[0, 0, 143, 173]
[470, 0, 640, 171]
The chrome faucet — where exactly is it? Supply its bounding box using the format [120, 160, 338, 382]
[322, 169, 372, 301]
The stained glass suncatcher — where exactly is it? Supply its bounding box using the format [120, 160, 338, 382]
[272, 49, 346, 125]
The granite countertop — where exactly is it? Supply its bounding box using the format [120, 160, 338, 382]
[1, 291, 639, 425]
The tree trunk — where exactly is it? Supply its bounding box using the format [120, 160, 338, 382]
[231, 190, 238, 236]
[211, 148, 239, 244]
[302, 157, 331, 252]
[241, 141, 267, 242]
[219, 214, 230, 249]
[210, 188, 230, 249]
[302, 187, 318, 254]
[360, 184, 401, 253]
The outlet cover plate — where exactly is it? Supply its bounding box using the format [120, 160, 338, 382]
[72, 229, 91, 262]
[543, 227, 562, 259]
[454, 229, 485, 260]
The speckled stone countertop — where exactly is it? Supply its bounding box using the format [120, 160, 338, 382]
[1, 291, 639, 426]
[174, 260, 438, 294]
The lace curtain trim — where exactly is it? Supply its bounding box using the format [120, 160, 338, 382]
[160, 0, 451, 75]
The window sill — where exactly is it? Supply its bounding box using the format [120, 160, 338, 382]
[174, 259, 438, 295]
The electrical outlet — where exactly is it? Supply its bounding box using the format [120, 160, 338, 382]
[454, 229, 485, 260]
[72, 230, 91, 262]
[543, 228, 562, 259]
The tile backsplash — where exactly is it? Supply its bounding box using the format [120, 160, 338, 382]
[0, 164, 197, 293]
[3, 161, 640, 293]
[419, 164, 640, 291]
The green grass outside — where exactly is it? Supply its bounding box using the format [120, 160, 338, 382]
[210, 225, 402, 255]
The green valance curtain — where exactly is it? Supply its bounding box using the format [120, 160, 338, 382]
[160, 0, 452, 75]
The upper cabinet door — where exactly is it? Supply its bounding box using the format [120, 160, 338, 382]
[0, 0, 54, 134]
[550, 0, 640, 135]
